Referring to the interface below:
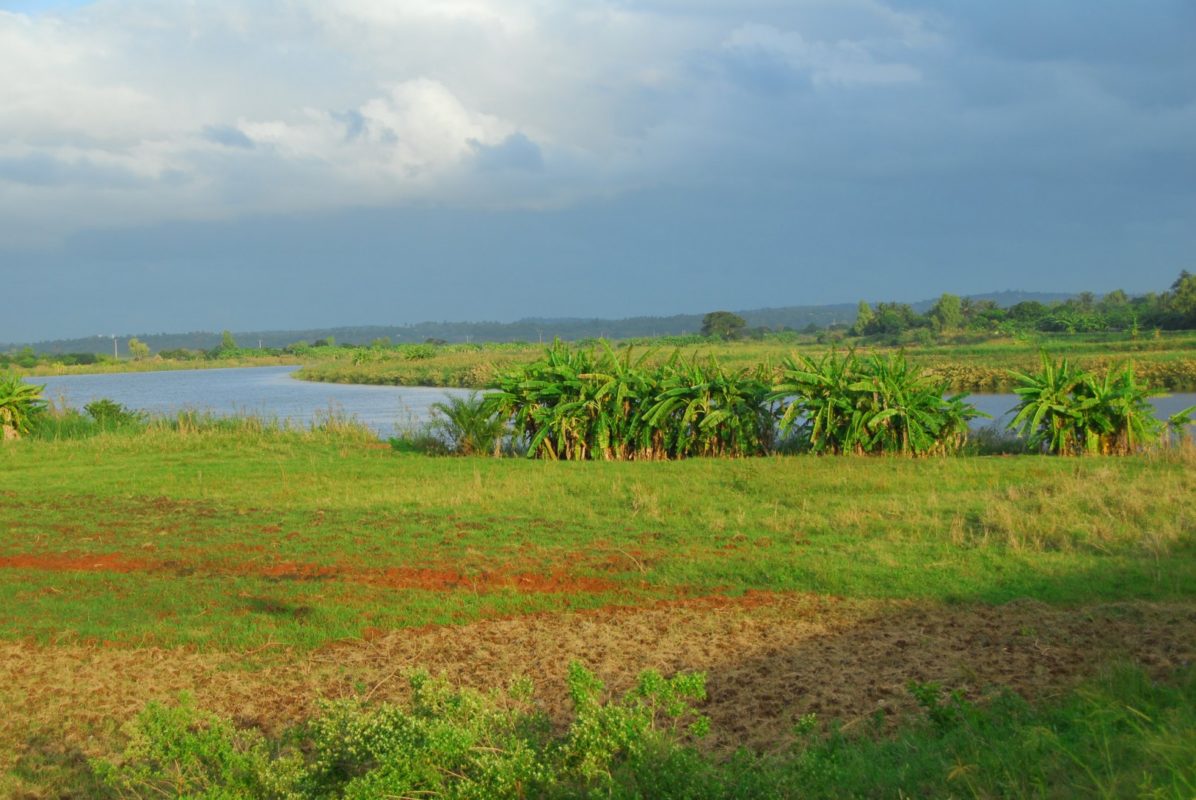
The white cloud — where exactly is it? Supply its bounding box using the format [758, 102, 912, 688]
[5, 0, 1174, 247]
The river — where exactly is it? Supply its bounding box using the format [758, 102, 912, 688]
[26, 366, 1196, 439]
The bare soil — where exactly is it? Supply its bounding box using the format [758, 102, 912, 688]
[0, 551, 623, 594]
[2, 593, 1193, 772]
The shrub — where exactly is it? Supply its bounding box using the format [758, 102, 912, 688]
[428, 392, 507, 455]
[0, 371, 46, 440]
[92, 664, 710, 799]
[84, 398, 147, 430]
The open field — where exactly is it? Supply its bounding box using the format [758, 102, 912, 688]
[296, 331, 1196, 391]
[2, 424, 1195, 795]
[19, 354, 304, 378]
[16, 331, 1196, 392]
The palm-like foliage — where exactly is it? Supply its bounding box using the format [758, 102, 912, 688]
[428, 392, 507, 456]
[645, 356, 775, 458]
[770, 351, 982, 456]
[1006, 353, 1087, 455]
[1008, 353, 1163, 455]
[0, 371, 46, 440]
[485, 342, 776, 460]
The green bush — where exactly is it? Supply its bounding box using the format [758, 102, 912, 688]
[84, 398, 147, 429]
[92, 663, 711, 799]
[428, 392, 507, 455]
[0, 371, 46, 440]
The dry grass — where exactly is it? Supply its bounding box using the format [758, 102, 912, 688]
[3, 594, 1194, 789]
[972, 449, 1196, 553]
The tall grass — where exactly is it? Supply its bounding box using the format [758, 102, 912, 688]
[24, 398, 377, 445]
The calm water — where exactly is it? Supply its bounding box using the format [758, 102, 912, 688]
[25, 366, 1196, 439]
[32, 366, 470, 438]
[965, 392, 1196, 431]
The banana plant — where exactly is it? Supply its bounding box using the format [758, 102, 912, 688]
[1007, 353, 1163, 455]
[0, 371, 46, 441]
[770, 351, 982, 455]
[1006, 352, 1087, 455]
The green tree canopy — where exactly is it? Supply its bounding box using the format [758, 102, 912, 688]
[850, 301, 875, 336]
[929, 293, 963, 331]
[1165, 270, 1196, 327]
[700, 311, 747, 339]
[127, 338, 151, 360]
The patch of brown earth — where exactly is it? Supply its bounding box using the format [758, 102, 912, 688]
[0, 554, 153, 573]
[0, 553, 621, 595]
[2, 595, 1194, 773]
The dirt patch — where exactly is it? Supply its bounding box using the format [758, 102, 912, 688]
[364, 566, 620, 594]
[0, 554, 154, 573]
[0, 552, 623, 595]
[2, 595, 1194, 768]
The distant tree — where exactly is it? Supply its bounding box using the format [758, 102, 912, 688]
[860, 303, 926, 336]
[701, 311, 747, 339]
[1100, 289, 1129, 309]
[851, 301, 875, 336]
[313, 336, 336, 348]
[127, 338, 150, 360]
[1164, 270, 1196, 328]
[1009, 301, 1047, 322]
[370, 337, 392, 348]
[928, 293, 963, 332]
[220, 330, 238, 351]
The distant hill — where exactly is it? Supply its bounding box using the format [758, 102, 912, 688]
[5, 291, 1075, 354]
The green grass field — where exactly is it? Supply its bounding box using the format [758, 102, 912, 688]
[296, 331, 1196, 391]
[2, 425, 1195, 796]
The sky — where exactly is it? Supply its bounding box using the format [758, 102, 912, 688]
[1, 1, 1194, 342]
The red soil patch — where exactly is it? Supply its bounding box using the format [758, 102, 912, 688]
[0, 553, 153, 573]
[0, 552, 621, 595]
[365, 567, 619, 594]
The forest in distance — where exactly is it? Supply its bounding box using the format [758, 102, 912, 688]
[6, 270, 1195, 359]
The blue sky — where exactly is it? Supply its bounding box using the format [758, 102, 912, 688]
[1, 0, 1194, 342]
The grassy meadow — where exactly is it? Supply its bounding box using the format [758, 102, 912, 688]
[296, 330, 1196, 391]
[2, 416, 1195, 796]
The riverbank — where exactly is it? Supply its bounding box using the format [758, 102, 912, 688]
[19, 354, 303, 377]
[295, 332, 1196, 392]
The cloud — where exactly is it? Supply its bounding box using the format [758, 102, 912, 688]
[0, 0, 1192, 251]
[469, 133, 544, 172]
[202, 125, 255, 149]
